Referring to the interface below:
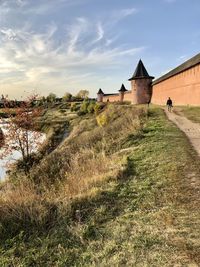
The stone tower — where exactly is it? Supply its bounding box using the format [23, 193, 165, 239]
[97, 88, 104, 102]
[129, 60, 154, 104]
[118, 84, 128, 102]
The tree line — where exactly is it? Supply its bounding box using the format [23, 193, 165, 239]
[34, 90, 90, 106]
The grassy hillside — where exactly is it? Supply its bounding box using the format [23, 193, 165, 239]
[172, 106, 200, 124]
[179, 106, 200, 123]
[0, 104, 199, 266]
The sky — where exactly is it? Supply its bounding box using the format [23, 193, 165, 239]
[0, 0, 200, 99]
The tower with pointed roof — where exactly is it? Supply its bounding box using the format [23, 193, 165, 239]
[118, 84, 128, 102]
[129, 59, 154, 104]
[97, 88, 104, 102]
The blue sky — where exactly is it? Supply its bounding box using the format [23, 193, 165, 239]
[0, 0, 199, 99]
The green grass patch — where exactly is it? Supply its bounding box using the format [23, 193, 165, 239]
[178, 106, 200, 123]
[0, 106, 200, 266]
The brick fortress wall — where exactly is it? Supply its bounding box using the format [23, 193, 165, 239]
[152, 63, 200, 106]
[97, 55, 200, 106]
[131, 79, 152, 104]
[103, 91, 132, 102]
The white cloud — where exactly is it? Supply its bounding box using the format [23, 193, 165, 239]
[179, 55, 187, 60]
[67, 17, 89, 54]
[15, 0, 27, 7]
[0, 0, 27, 8]
[0, 28, 17, 40]
[111, 7, 138, 23]
[119, 8, 138, 17]
[177, 54, 191, 62]
[0, 6, 144, 98]
[19, 0, 87, 15]
[92, 22, 104, 43]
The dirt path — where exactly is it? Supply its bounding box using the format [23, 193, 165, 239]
[165, 108, 200, 157]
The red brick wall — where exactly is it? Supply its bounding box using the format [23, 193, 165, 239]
[102, 91, 133, 103]
[152, 64, 200, 106]
[131, 79, 152, 104]
[123, 91, 132, 102]
[103, 94, 120, 102]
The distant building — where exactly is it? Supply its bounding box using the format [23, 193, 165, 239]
[151, 53, 200, 105]
[97, 59, 154, 104]
[129, 59, 154, 104]
[97, 52, 200, 106]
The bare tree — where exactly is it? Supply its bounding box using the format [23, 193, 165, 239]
[0, 96, 44, 173]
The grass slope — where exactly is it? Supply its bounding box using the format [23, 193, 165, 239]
[177, 106, 200, 124]
[0, 106, 200, 266]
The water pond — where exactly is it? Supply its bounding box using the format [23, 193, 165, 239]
[0, 122, 46, 181]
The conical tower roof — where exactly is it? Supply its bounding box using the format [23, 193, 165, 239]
[97, 88, 104, 94]
[118, 84, 128, 92]
[128, 59, 154, 80]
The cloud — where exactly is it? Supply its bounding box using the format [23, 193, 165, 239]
[15, 0, 27, 7]
[92, 22, 104, 44]
[0, 20, 144, 96]
[179, 55, 187, 60]
[97, 23, 104, 40]
[0, 0, 27, 8]
[0, 5, 144, 98]
[21, 0, 88, 15]
[0, 28, 17, 40]
[118, 8, 138, 17]
[177, 54, 190, 62]
[111, 7, 138, 24]
[0, 0, 86, 17]
[67, 17, 89, 54]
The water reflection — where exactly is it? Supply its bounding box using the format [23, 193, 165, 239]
[0, 122, 45, 181]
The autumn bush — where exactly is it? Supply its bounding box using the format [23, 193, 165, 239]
[87, 100, 96, 113]
[70, 102, 79, 112]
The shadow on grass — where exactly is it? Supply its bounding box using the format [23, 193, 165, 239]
[0, 154, 137, 246]
[70, 156, 136, 226]
[123, 132, 144, 147]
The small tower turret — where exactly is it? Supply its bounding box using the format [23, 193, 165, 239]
[129, 60, 154, 104]
[97, 88, 104, 102]
[118, 84, 128, 102]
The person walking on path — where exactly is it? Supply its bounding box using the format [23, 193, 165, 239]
[166, 97, 173, 112]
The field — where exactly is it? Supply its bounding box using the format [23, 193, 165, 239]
[0, 104, 199, 266]
[176, 106, 200, 123]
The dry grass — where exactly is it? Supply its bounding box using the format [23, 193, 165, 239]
[1, 105, 199, 266]
[0, 180, 53, 238]
[61, 149, 112, 199]
[0, 104, 146, 238]
[28, 105, 145, 183]
[175, 106, 200, 123]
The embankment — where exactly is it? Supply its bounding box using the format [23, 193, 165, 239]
[0, 105, 199, 266]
